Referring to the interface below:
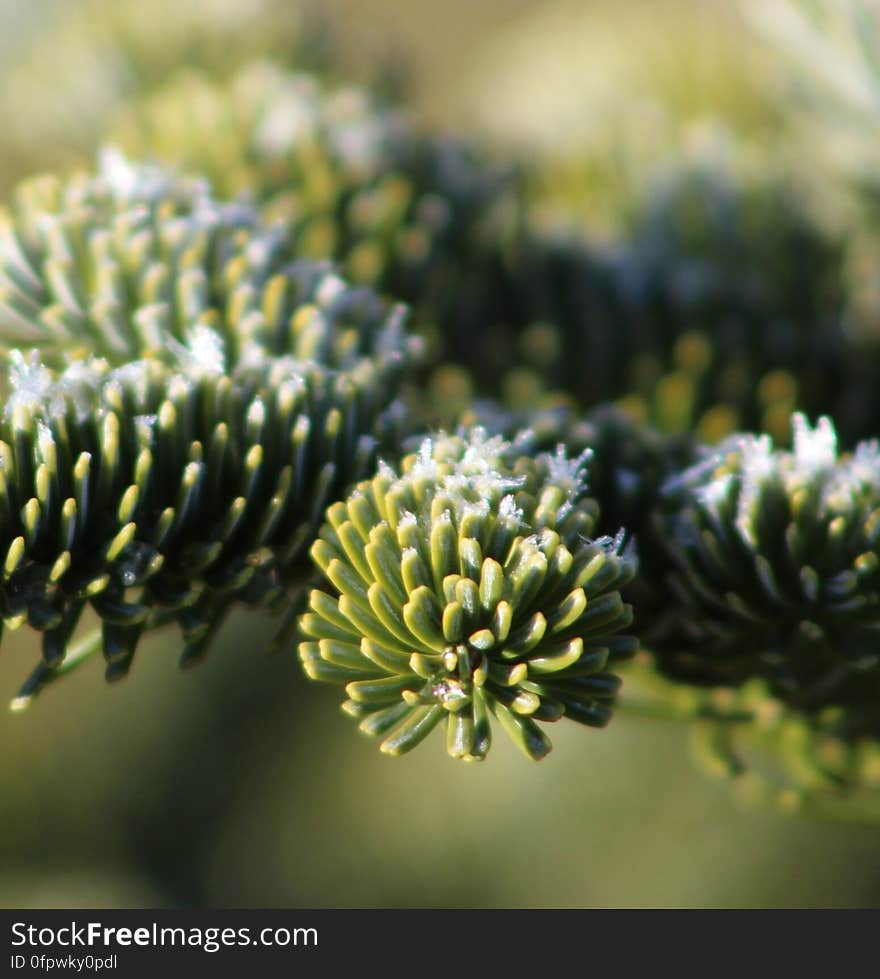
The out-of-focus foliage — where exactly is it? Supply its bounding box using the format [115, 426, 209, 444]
[0, 0, 337, 192]
[622, 653, 880, 809]
[108, 61, 515, 366]
[746, 0, 880, 398]
[434, 170, 852, 444]
[102, 36, 858, 449]
[748, 0, 880, 203]
[466, 0, 790, 231]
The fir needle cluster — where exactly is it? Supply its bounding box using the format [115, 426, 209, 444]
[0, 154, 414, 701]
[299, 430, 637, 760]
[653, 414, 880, 719]
[0, 149, 412, 374]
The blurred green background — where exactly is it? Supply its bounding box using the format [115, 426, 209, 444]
[0, 0, 879, 909]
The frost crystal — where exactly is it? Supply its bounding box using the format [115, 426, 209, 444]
[499, 494, 523, 522]
[60, 358, 105, 390]
[792, 413, 836, 473]
[98, 146, 211, 208]
[376, 459, 398, 482]
[591, 529, 629, 557]
[243, 227, 286, 271]
[98, 146, 139, 198]
[134, 414, 158, 438]
[411, 438, 438, 481]
[734, 434, 776, 546]
[398, 511, 418, 533]
[697, 471, 734, 513]
[398, 430, 605, 527]
[238, 340, 269, 371]
[166, 324, 227, 375]
[461, 499, 491, 520]
[186, 324, 226, 375]
[36, 420, 55, 461]
[543, 444, 592, 493]
[315, 273, 348, 308]
[823, 435, 880, 512]
[540, 444, 592, 522]
[108, 360, 154, 393]
[847, 440, 880, 492]
[247, 397, 266, 429]
[6, 350, 55, 417]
